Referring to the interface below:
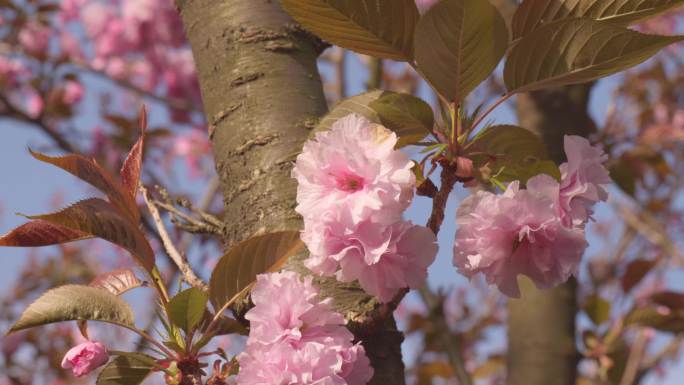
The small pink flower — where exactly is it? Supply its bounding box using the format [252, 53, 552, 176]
[61, 341, 109, 377]
[558, 136, 611, 227]
[304, 214, 437, 302]
[293, 114, 414, 225]
[25, 90, 44, 118]
[454, 176, 588, 297]
[18, 22, 51, 55]
[62, 80, 84, 105]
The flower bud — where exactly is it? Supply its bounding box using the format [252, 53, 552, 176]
[61, 341, 109, 377]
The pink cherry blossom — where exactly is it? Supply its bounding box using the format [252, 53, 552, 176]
[237, 271, 373, 385]
[238, 339, 371, 385]
[0, 57, 28, 86]
[304, 214, 437, 302]
[293, 114, 415, 225]
[25, 90, 44, 118]
[558, 135, 611, 227]
[245, 271, 346, 346]
[60, 341, 109, 377]
[62, 80, 84, 105]
[18, 22, 51, 56]
[454, 175, 588, 297]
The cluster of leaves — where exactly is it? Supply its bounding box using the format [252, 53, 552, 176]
[283, 0, 684, 187]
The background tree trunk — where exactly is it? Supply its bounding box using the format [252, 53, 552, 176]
[507, 84, 596, 385]
[175, 1, 405, 384]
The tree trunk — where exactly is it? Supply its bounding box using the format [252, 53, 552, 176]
[175, 1, 405, 384]
[507, 84, 596, 385]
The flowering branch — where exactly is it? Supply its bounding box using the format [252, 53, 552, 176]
[426, 162, 460, 234]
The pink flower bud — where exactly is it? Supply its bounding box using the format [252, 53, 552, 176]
[61, 341, 109, 377]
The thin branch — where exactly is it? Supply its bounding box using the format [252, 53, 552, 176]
[367, 57, 383, 90]
[0, 94, 77, 153]
[141, 184, 208, 290]
[619, 330, 649, 385]
[336, 49, 347, 100]
[422, 165, 473, 385]
[617, 204, 684, 262]
[152, 180, 224, 236]
[426, 165, 459, 234]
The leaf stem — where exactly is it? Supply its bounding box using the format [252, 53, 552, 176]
[469, 92, 513, 134]
[119, 324, 176, 358]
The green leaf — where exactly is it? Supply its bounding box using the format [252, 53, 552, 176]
[90, 269, 145, 296]
[96, 353, 156, 385]
[464, 125, 559, 184]
[209, 231, 304, 311]
[414, 0, 508, 103]
[166, 287, 208, 333]
[584, 294, 611, 325]
[316, 90, 385, 133]
[9, 285, 134, 333]
[316, 90, 433, 147]
[512, 0, 684, 39]
[25, 198, 155, 271]
[504, 18, 684, 93]
[368, 93, 434, 147]
[281, 0, 419, 61]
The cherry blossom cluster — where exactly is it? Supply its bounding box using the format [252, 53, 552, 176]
[237, 271, 373, 385]
[454, 136, 611, 297]
[58, 0, 201, 123]
[3, 0, 201, 125]
[293, 114, 438, 302]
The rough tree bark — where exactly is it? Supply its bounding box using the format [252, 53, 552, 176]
[507, 84, 596, 385]
[175, 1, 405, 384]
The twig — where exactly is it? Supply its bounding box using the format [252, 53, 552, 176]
[141, 184, 208, 290]
[135, 177, 220, 351]
[619, 330, 649, 385]
[426, 165, 459, 234]
[336, 49, 346, 99]
[154, 200, 223, 235]
[367, 57, 383, 90]
[152, 180, 224, 236]
[0, 94, 77, 153]
[617, 204, 684, 262]
[422, 164, 473, 385]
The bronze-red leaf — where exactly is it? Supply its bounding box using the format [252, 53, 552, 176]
[0, 220, 90, 247]
[25, 198, 154, 271]
[120, 106, 147, 198]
